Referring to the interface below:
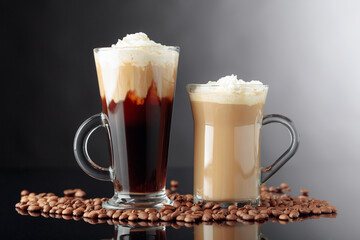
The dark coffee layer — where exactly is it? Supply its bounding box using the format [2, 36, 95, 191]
[102, 82, 173, 193]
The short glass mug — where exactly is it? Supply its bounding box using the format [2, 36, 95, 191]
[187, 84, 299, 207]
[74, 46, 179, 209]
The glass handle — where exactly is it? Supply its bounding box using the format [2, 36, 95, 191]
[73, 113, 111, 181]
[261, 114, 300, 184]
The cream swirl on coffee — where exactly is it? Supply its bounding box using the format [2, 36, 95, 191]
[112, 32, 163, 48]
[94, 33, 179, 104]
[188, 75, 268, 105]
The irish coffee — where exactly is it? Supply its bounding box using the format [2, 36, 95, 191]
[94, 33, 179, 196]
[188, 75, 268, 204]
[65, 32, 181, 209]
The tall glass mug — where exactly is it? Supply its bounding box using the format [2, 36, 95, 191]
[187, 83, 299, 207]
[74, 46, 179, 209]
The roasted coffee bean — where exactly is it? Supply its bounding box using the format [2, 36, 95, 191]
[176, 214, 186, 221]
[212, 204, 222, 210]
[261, 185, 269, 192]
[119, 213, 129, 220]
[62, 207, 73, 215]
[184, 216, 195, 223]
[105, 209, 115, 218]
[248, 210, 259, 215]
[93, 199, 102, 205]
[236, 210, 244, 217]
[74, 190, 86, 198]
[19, 204, 29, 210]
[212, 213, 225, 221]
[148, 214, 159, 222]
[269, 186, 276, 192]
[289, 210, 300, 218]
[163, 209, 173, 215]
[202, 214, 212, 221]
[112, 210, 122, 219]
[184, 194, 193, 202]
[173, 200, 181, 208]
[299, 207, 311, 215]
[171, 210, 180, 219]
[55, 209, 63, 214]
[228, 205, 237, 211]
[21, 190, 29, 196]
[28, 205, 42, 212]
[88, 211, 99, 219]
[320, 206, 332, 214]
[226, 214, 237, 221]
[94, 205, 102, 210]
[242, 214, 254, 221]
[203, 202, 215, 209]
[73, 207, 85, 216]
[283, 209, 291, 215]
[170, 180, 179, 187]
[64, 189, 77, 196]
[191, 205, 201, 211]
[328, 206, 337, 213]
[279, 214, 289, 221]
[254, 214, 266, 221]
[145, 208, 156, 213]
[128, 214, 138, 221]
[300, 189, 309, 196]
[180, 206, 190, 212]
[138, 212, 148, 220]
[161, 215, 172, 221]
[312, 207, 321, 215]
[42, 205, 51, 213]
[271, 210, 282, 217]
[98, 213, 108, 219]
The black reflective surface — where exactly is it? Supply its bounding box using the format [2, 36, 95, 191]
[2, 168, 351, 239]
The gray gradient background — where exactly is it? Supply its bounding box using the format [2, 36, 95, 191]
[2, 0, 359, 233]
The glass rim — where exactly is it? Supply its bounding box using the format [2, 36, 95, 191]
[94, 46, 180, 53]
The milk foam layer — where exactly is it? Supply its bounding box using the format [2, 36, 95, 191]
[188, 75, 268, 105]
[94, 33, 179, 104]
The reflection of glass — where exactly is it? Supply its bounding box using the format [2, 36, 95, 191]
[113, 225, 166, 240]
[194, 223, 267, 240]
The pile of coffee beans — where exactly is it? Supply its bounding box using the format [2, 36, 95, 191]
[15, 182, 337, 226]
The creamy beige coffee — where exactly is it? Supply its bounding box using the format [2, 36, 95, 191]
[188, 75, 268, 203]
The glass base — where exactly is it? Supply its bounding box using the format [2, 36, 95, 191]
[194, 196, 260, 208]
[102, 191, 171, 210]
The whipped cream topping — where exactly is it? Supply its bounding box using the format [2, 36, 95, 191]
[188, 75, 268, 105]
[112, 32, 163, 48]
[94, 32, 179, 104]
